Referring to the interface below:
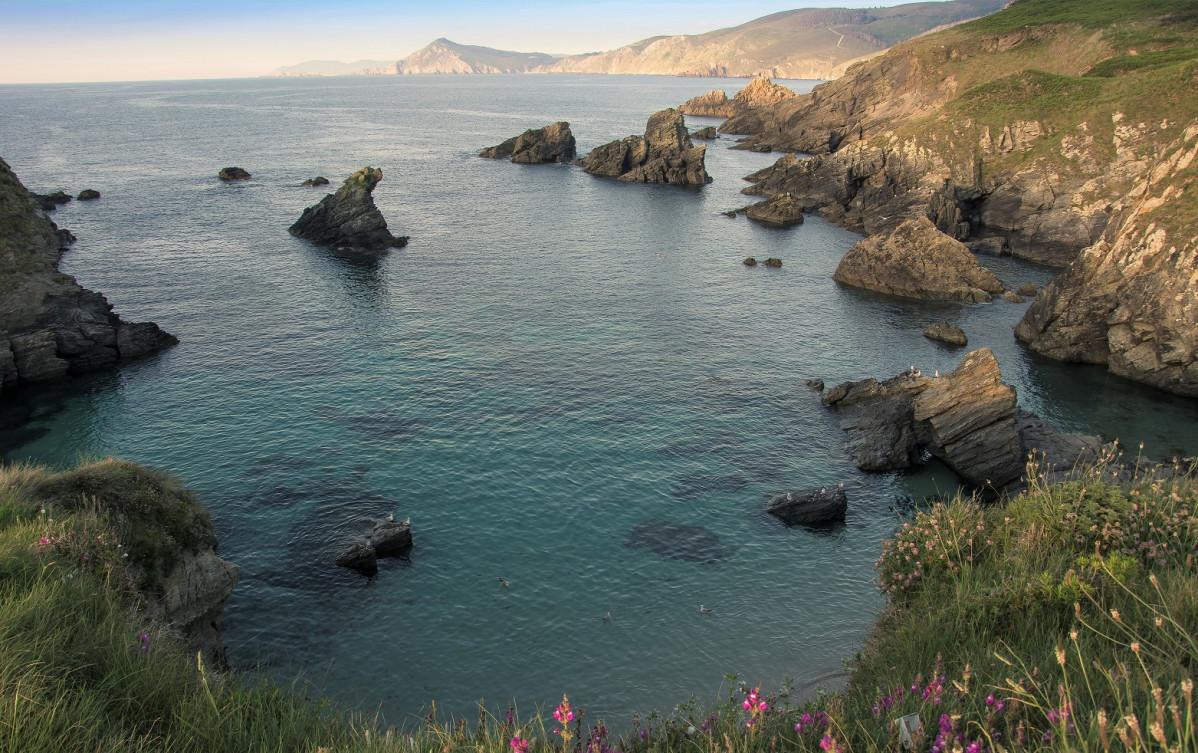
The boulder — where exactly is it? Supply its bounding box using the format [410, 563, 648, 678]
[743, 257, 758, 266]
[301, 176, 329, 187]
[923, 320, 968, 346]
[690, 127, 719, 140]
[77, 189, 100, 201]
[967, 237, 1006, 257]
[288, 167, 408, 254]
[577, 109, 711, 186]
[766, 486, 847, 525]
[368, 517, 413, 557]
[218, 167, 251, 181]
[335, 541, 377, 575]
[680, 78, 796, 118]
[737, 194, 805, 227]
[1002, 290, 1026, 303]
[1017, 283, 1039, 297]
[480, 121, 576, 163]
[762, 258, 783, 267]
[833, 217, 1004, 301]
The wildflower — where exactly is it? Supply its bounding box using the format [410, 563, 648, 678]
[138, 632, 150, 654]
[38, 537, 49, 545]
[510, 736, 529, 753]
[819, 734, 835, 751]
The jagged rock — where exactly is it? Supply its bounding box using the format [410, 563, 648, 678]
[1015, 409, 1101, 473]
[762, 258, 783, 267]
[624, 519, 726, 563]
[1017, 283, 1039, 297]
[218, 167, 250, 181]
[833, 217, 1004, 301]
[77, 189, 100, 201]
[743, 257, 758, 266]
[766, 486, 847, 525]
[822, 348, 1024, 486]
[690, 127, 719, 140]
[33, 191, 71, 210]
[806, 378, 825, 392]
[680, 78, 796, 118]
[301, 176, 329, 186]
[368, 517, 413, 557]
[480, 121, 576, 163]
[335, 541, 378, 574]
[577, 109, 711, 186]
[923, 320, 968, 346]
[738, 194, 805, 227]
[1, 157, 176, 396]
[148, 550, 240, 669]
[1002, 290, 1025, 303]
[288, 167, 408, 254]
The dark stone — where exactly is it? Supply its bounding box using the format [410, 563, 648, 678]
[806, 378, 825, 391]
[1017, 283, 1039, 297]
[218, 167, 251, 181]
[690, 126, 719, 140]
[624, 519, 726, 563]
[762, 258, 782, 267]
[743, 257, 758, 266]
[737, 194, 805, 227]
[923, 320, 968, 346]
[480, 121, 576, 163]
[33, 191, 71, 210]
[77, 189, 100, 201]
[967, 237, 1007, 256]
[577, 109, 711, 186]
[288, 167, 407, 254]
[766, 486, 847, 525]
[368, 517, 413, 557]
[335, 541, 378, 574]
[1002, 290, 1026, 303]
[301, 176, 330, 186]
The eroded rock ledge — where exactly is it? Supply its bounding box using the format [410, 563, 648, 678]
[679, 78, 796, 119]
[576, 109, 711, 186]
[480, 122, 576, 164]
[1, 157, 177, 397]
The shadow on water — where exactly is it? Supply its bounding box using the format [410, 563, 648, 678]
[625, 519, 728, 563]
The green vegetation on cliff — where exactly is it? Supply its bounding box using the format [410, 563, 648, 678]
[2, 452, 1195, 751]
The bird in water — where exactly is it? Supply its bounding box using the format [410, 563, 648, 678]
[699, 605, 713, 614]
[498, 578, 510, 588]
[602, 612, 611, 622]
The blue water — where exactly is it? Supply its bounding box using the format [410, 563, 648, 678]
[1, 75, 1196, 726]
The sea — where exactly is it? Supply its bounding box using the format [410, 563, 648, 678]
[1, 74, 1196, 728]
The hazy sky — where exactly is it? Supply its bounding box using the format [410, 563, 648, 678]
[1, 0, 949, 84]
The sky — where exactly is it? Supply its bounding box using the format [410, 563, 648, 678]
[0, 0, 952, 84]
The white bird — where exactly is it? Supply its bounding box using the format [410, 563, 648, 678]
[385, 513, 394, 522]
[602, 612, 611, 622]
[934, 370, 940, 378]
[699, 605, 713, 614]
[498, 578, 510, 588]
[786, 491, 794, 502]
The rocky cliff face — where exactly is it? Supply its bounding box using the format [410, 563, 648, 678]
[288, 167, 408, 254]
[0, 157, 176, 397]
[398, 38, 559, 75]
[679, 78, 795, 118]
[577, 109, 711, 186]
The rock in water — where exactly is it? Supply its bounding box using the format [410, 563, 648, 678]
[218, 167, 250, 180]
[480, 121, 576, 163]
[923, 320, 968, 346]
[680, 78, 796, 118]
[335, 541, 378, 575]
[0, 157, 176, 396]
[77, 189, 100, 200]
[766, 487, 847, 525]
[576, 109, 711, 186]
[690, 127, 719, 140]
[737, 194, 805, 227]
[288, 167, 408, 254]
[301, 176, 329, 186]
[833, 217, 1004, 301]
[368, 517, 413, 557]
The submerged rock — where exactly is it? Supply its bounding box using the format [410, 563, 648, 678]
[77, 189, 100, 201]
[301, 176, 329, 187]
[762, 258, 782, 268]
[923, 320, 968, 346]
[288, 167, 408, 254]
[480, 121, 576, 163]
[766, 486, 847, 525]
[833, 217, 1004, 301]
[576, 109, 711, 186]
[218, 167, 251, 181]
[625, 519, 726, 563]
[335, 515, 412, 575]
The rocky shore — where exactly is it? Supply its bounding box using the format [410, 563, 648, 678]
[0, 157, 176, 397]
[577, 109, 711, 186]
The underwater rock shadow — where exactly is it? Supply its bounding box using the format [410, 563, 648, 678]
[624, 519, 728, 564]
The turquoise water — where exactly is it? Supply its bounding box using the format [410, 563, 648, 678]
[1, 75, 1196, 725]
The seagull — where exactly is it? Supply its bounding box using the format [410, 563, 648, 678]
[402, 517, 410, 526]
[934, 370, 940, 378]
[786, 491, 794, 502]
[498, 578, 510, 588]
[699, 605, 713, 614]
[602, 612, 611, 622]
[385, 513, 394, 522]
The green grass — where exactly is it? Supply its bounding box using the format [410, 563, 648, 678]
[964, 0, 1198, 35]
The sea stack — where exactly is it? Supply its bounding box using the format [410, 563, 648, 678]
[288, 167, 408, 254]
[576, 109, 711, 186]
[480, 122, 576, 163]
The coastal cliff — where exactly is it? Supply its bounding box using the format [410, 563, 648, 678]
[722, 0, 1198, 396]
[0, 157, 176, 397]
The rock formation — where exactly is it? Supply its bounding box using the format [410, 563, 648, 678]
[923, 320, 968, 346]
[77, 189, 100, 201]
[833, 217, 1003, 301]
[1, 157, 176, 397]
[690, 127, 719, 140]
[218, 167, 250, 181]
[743, 257, 758, 266]
[480, 122, 576, 163]
[288, 167, 408, 254]
[335, 516, 413, 575]
[762, 258, 783, 268]
[680, 78, 796, 118]
[301, 176, 329, 186]
[576, 109, 711, 186]
[821, 348, 1100, 487]
[736, 194, 805, 227]
[766, 486, 847, 525]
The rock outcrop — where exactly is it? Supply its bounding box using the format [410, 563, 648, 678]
[77, 189, 100, 201]
[1, 157, 176, 397]
[301, 176, 329, 187]
[821, 348, 1101, 487]
[335, 516, 413, 575]
[833, 217, 1003, 301]
[736, 194, 805, 227]
[288, 167, 408, 254]
[766, 486, 847, 525]
[690, 127, 719, 140]
[480, 122, 576, 163]
[576, 109, 711, 186]
[923, 320, 968, 346]
[680, 78, 796, 118]
[218, 167, 250, 181]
